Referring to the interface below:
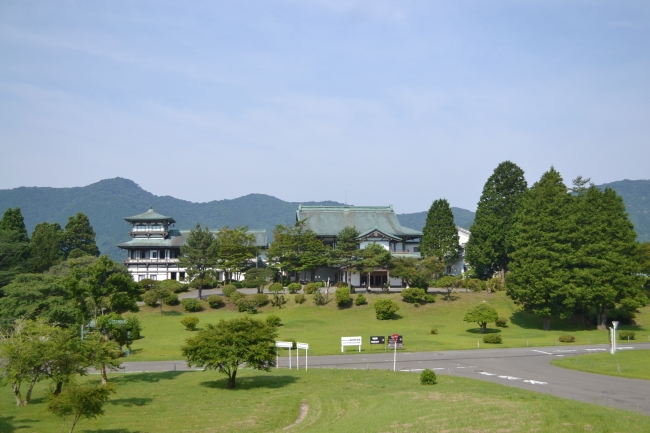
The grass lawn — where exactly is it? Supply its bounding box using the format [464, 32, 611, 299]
[551, 350, 650, 381]
[124, 291, 650, 361]
[1, 369, 649, 432]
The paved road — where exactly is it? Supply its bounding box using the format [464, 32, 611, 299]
[113, 343, 650, 415]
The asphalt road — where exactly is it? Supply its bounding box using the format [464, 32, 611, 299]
[113, 343, 650, 415]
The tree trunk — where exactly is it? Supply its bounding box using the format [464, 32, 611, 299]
[69, 414, 80, 433]
[480, 323, 486, 334]
[100, 363, 108, 385]
[499, 267, 506, 283]
[227, 370, 237, 389]
[159, 302, 163, 317]
[24, 374, 39, 405]
[54, 381, 63, 396]
[542, 317, 551, 331]
[12, 383, 23, 406]
[597, 308, 608, 331]
[198, 275, 204, 300]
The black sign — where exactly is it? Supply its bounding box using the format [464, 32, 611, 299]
[387, 335, 403, 348]
[370, 336, 385, 344]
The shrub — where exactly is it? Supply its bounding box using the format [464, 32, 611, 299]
[294, 294, 306, 304]
[424, 294, 436, 303]
[619, 331, 635, 340]
[414, 303, 419, 307]
[335, 287, 352, 306]
[430, 328, 438, 335]
[486, 277, 504, 293]
[434, 276, 459, 288]
[315, 281, 325, 288]
[207, 295, 223, 309]
[266, 314, 282, 327]
[495, 317, 508, 328]
[269, 282, 284, 293]
[222, 284, 238, 298]
[420, 369, 437, 385]
[287, 283, 302, 294]
[482, 334, 502, 344]
[142, 290, 159, 307]
[251, 293, 269, 307]
[181, 298, 202, 312]
[180, 316, 199, 331]
[164, 293, 180, 306]
[334, 281, 347, 288]
[235, 298, 258, 313]
[374, 299, 399, 320]
[313, 290, 326, 306]
[303, 283, 318, 294]
[401, 288, 426, 304]
[241, 279, 259, 288]
[559, 335, 575, 343]
[355, 294, 367, 306]
[126, 316, 142, 340]
[158, 279, 187, 293]
[465, 279, 482, 293]
[229, 291, 244, 303]
[231, 282, 243, 289]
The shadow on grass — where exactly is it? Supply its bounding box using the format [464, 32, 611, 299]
[82, 429, 143, 433]
[509, 311, 587, 331]
[108, 397, 153, 407]
[391, 314, 403, 320]
[112, 371, 187, 384]
[0, 415, 38, 432]
[162, 311, 182, 317]
[466, 328, 501, 334]
[200, 374, 298, 391]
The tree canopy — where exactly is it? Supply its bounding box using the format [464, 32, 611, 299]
[267, 220, 329, 282]
[329, 227, 360, 289]
[463, 303, 499, 334]
[63, 213, 100, 258]
[420, 199, 460, 266]
[178, 224, 219, 299]
[215, 226, 259, 282]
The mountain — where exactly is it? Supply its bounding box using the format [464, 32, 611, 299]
[397, 208, 476, 234]
[0, 178, 474, 261]
[598, 179, 650, 243]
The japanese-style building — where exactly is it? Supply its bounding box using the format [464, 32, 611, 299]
[117, 208, 267, 281]
[295, 205, 470, 287]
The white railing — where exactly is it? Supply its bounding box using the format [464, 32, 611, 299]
[125, 258, 179, 264]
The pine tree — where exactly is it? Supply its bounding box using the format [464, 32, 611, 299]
[62, 213, 100, 257]
[0, 208, 29, 242]
[30, 222, 65, 272]
[0, 207, 31, 286]
[329, 227, 360, 290]
[465, 161, 527, 280]
[420, 199, 460, 267]
[178, 223, 219, 299]
[572, 185, 647, 329]
[506, 168, 577, 330]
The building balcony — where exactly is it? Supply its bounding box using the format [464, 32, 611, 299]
[124, 258, 180, 264]
[129, 230, 168, 238]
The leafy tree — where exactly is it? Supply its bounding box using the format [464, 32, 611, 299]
[465, 161, 527, 280]
[181, 317, 277, 389]
[373, 299, 399, 320]
[142, 284, 173, 316]
[329, 227, 361, 290]
[463, 303, 499, 333]
[47, 381, 115, 433]
[334, 286, 351, 306]
[43, 327, 88, 396]
[268, 282, 285, 308]
[0, 208, 31, 288]
[400, 288, 426, 304]
[506, 168, 577, 330]
[571, 185, 648, 329]
[0, 208, 29, 242]
[355, 243, 392, 290]
[244, 267, 274, 293]
[62, 213, 100, 257]
[30, 222, 65, 272]
[178, 224, 219, 299]
[421, 199, 461, 266]
[267, 220, 328, 283]
[215, 226, 259, 282]
[390, 256, 444, 290]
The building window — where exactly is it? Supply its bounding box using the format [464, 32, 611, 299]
[171, 272, 177, 280]
[151, 250, 158, 259]
[150, 275, 157, 281]
[179, 272, 185, 281]
[152, 225, 161, 231]
[414, 247, 420, 252]
[138, 274, 146, 281]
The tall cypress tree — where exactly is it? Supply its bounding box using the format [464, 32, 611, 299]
[0, 207, 31, 286]
[421, 199, 460, 267]
[62, 213, 100, 257]
[572, 185, 647, 329]
[506, 168, 576, 330]
[31, 222, 65, 272]
[0, 208, 29, 242]
[465, 161, 527, 280]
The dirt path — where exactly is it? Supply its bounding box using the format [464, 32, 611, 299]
[283, 399, 309, 430]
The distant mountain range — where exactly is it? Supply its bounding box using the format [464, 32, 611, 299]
[0, 177, 647, 261]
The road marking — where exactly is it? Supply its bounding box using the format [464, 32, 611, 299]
[432, 368, 445, 370]
[585, 349, 606, 352]
[554, 350, 576, 353]
[523, 380, 547, 385]
[532, 350, 552, 355]
[498, 376, 521, 380]
[479, 372, 495, 376]
[618, 347, 634, 350]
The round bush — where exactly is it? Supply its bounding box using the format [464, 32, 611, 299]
[142, 290, 159, 307]
[164, 293, 179, 306]
[181, 298, 202, 312]
[482, 334, 502, 344]
[266, 314, 282, 327]
[222, 284, 238, 298]
[207, 295, 223, 309]
[269, 282, 284, 293]
[374, 299, 399, 320]
[287, 283, 302, 294]
[294, 294, 306, 304]
[430, 328, 438, 335]
[423, 294, 436, 303]
[401, 288, 426, 304]
[229, 291, 244, 303]
[559, 335, 575, 343]
[180, 316, 199, 331]
[251, 293, 269, 307]
[303, 283, 318, 294]
[619, 331, 635, 340]
[335, 287, 352, 306]
[495, 317, 508, 328]
[334, 281, 347, 288]
[420, 369, 437, 385]
[231, 282, 243, 289]
[235, 297, 258, 314]
[355, 294, 367, 306]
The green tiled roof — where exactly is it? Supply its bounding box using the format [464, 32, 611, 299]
[124, 208, 176, 223]
[117, 229, 268, 249]
[296, 205, 422, 239]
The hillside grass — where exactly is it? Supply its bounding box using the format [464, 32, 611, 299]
[124, 291, 650, 361]
[1, 369, 649, 433]
[551, 350, 650, 381]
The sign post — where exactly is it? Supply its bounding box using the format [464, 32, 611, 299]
[370, 336, 385, 352]
[341, 336, 362, 353]
[275, 341, 293, 369]
[392, 334, 399, 372]
[297, 342, 309, 371]
[610, 321, 619, 355]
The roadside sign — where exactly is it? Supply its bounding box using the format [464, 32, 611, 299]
[275, 341, 293, 370]
[370, 336, 385, 344]
[391, 333, 399, 342]
[388, 335, 403, 349]
[341, 336, 362, 353]
[275, 341, 293, 348]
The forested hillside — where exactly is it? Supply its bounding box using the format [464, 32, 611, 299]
[598, 179, 649, 243]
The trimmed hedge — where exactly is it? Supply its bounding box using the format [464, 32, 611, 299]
[335, 287, 352, 306]
[559, 335, 575, 343]
[374, 299, 399, 320]
[207, 295, 223, 309]
[303, 283, 319, 294]
[229, 291, 244, 303]
[354, 294, 367, 306]
[420, 369, 437, 385]
[294, 294, 306, 304]
[180, 316, 199, 331]
[401, 288, 426, 304]
[164, 293, 180, 306]
[482, 334, 502, 344]
[287, 283, 302, 294]
[181, 298, 202, 312]
[619, 331, 635, 340]
[495, 317, 508, 328]
[222, 284, 238, 298]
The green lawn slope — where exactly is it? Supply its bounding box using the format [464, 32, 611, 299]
[1, 369, 648, 433]
[124, 291, 650, 361]
[551, 350, 650, 381]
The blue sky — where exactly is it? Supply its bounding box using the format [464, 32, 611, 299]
[0, 1, 648, 212]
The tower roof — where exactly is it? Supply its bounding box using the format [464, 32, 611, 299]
[124, 207, 176, 223]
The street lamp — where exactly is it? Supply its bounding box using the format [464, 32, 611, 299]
[610, 321, 619, 355]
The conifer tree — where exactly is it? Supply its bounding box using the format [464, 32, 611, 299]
[178, 224, 219, 299]
[0, 208, 31, 286]
[506, 168, 577, 330]
[62, 213, 100, 257]
[465, 161, 527, 280]
[420, 199, 460, 267]
[30, 222, 65, 272]
[0, 208, 29, 242]
[329, 227, 360, 290]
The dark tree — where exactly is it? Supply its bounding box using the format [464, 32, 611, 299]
[63, 213, 100, 257]
[506, 168, 576, 330]
[420, 199, 460, 266]
[31, 222, 65, 272]
[0, 208, 31, 287]
[178, 223, 219, 299]
[0, 208, 29, 242]
[329, 227, 360, 290]
[465, 161, 527, 280]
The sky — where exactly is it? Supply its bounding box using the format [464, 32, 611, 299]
[0, 1, 648, 213]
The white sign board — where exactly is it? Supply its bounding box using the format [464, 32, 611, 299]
[276, 341, 293, 348]
[297, 342, 309, 350]
[341, 336, 362, 353]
